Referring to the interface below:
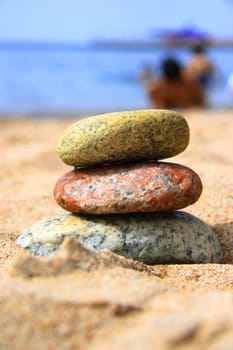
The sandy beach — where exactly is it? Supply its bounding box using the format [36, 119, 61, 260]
[0, 109, 233, 349]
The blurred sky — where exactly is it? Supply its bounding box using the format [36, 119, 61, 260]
[0, 0, 232, 42]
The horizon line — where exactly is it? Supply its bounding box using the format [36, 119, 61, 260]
[0, 39, 89, 51]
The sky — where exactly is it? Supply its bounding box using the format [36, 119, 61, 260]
[0, 0, 232, 42]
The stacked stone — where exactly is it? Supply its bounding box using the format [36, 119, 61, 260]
[16, 110, 222, 264]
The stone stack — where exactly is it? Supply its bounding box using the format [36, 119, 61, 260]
[16, 110, 222, 264]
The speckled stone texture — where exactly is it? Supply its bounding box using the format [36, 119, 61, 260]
[54, 161, 202, 214]
[15, 211, 222, 264]
[58, 109, 189, 167]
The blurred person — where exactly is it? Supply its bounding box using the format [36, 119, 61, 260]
[139, 64, 154, 84]
[227, 72, 233, 96]
[145, 57, 205, 109]
[185, 44, 215, 89]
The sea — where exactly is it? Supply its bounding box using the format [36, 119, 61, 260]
[0, 44, 233, 116]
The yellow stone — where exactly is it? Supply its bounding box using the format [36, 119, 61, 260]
[58, 109, 189, 167]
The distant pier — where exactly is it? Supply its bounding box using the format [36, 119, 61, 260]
[0, 38, 233, 51]
[89, 39, 233, 50]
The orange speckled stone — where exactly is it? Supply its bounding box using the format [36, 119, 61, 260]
[54, 162, 202, 214]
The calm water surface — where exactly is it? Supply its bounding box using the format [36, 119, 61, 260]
[0, 46, 233, 115]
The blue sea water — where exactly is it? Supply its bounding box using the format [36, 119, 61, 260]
[0, 46, 233, 115]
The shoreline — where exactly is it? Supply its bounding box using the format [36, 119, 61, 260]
[0, 106, 233, 119]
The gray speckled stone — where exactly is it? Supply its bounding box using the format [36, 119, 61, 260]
[58, 109, 190, 167]
[15, 211, 222, 264]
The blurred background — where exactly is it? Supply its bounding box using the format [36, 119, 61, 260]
[0, 0, 233, 116]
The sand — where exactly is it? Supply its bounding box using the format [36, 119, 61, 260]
[0, 109, 232, 349]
